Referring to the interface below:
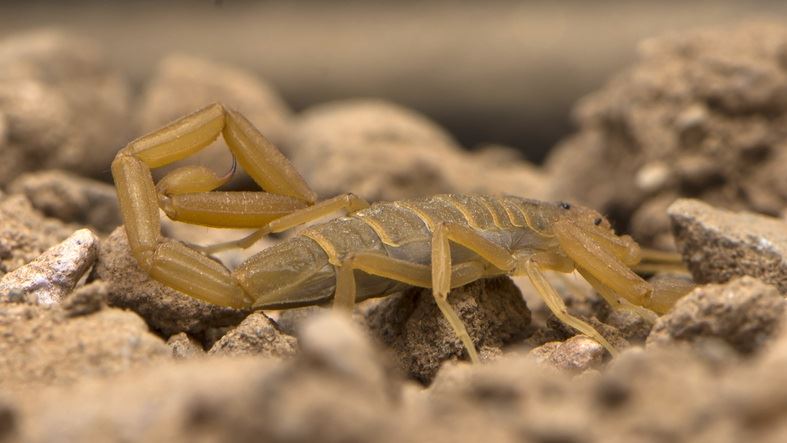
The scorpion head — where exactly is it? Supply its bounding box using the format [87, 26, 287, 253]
[555, 201, 611, 231]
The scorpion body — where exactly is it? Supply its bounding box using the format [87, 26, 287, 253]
[113, 104, 691, 363]
[238, 193, 557, 309]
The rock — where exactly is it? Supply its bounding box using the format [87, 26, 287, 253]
[0, 229, 98, 305]
[529, 335, 606, 373]
[596, 347, 720, 441]
[426, 354, 593, 443]
[290, 99, 459, 201]
[669, 199, 787, 292]
[167, 333, 205, 359]
[94, 227, 248, 336]
[8, 170, 121, 232]
[0, 194, 74, 277]
[365, 276, 531, 383]
[547, 23, 787, 246]
[208, 311, 297, 358]
[0, 29, 131, 184]
[135, 54, 293, 184]
[0, 304, 170, 390]
[298, 311, 387, 387]
[61, 280, 108, 318]
[290, 99, 549, 202]
[647, 277, 785, 354]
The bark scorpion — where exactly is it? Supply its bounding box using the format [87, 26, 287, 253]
[112, 103, 691, 362]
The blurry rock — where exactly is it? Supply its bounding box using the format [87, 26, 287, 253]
[0, 304, 170, 390]
[61, 280, 108, 318]
[596, 347, 720, 441]
[669, 199, 787, 292]
[0, 29, 130, 184]
[0, 194, 73, 277]
[647, 277, 785, 354]
[298, 311, 389, 389]
[290, 99, 549, 202]
[8, 170, 121, 232]
[365, 276, 531, 383]
[291, 99, 459, 201]
[167, 332, 205, 359]
[136, 54, 293, 183]
[209, 311, 297, 358]
[14, 314, 399, 443]
[426, 354, 593, 443]
[95, 227, 248, 336]
[529, 335, 606, 373]
[0, 228, 98, 305]
[547, 23, 787, 246]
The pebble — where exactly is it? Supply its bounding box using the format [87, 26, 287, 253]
[0, 229, 98, 305]
[208, 311, 297, 358]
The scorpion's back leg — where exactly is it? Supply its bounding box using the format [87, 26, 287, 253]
[334, 252, 486, 363]
[199, 193, 370, 254]
[430, 222, 520, 363]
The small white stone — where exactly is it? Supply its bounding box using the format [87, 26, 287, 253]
[0, 228, 99, 305]
[635, 161, 671, 192]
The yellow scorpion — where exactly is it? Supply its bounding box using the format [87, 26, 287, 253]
[112, 103, 690, 362]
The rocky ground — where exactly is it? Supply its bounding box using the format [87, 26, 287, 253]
[1, 24, 786, 443]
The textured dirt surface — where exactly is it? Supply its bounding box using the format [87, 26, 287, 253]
[0, 194, 74, 278]
[0, 303, 171, 392]
[547, 23, 787, 248]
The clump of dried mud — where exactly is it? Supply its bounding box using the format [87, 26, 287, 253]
[1, 23, 787, 443]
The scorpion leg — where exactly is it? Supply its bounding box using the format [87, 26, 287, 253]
[199, 193, 370, 254]
[431, 222, 519, 363]
[552, 220, 652, 307]
[519, 255, 618, 356]
[334, 251, 485, 363]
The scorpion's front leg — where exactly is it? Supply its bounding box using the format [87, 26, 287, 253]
[552, 220, 693, 314]
[517, 254, 618, 355]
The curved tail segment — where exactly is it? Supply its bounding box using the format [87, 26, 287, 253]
[112, 103, 318, 308]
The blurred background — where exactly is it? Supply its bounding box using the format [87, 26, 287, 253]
[3, 0, 786, 162]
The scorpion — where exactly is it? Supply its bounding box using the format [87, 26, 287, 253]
[112, 103, 691, 362]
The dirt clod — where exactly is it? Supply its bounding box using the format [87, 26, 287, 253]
[208, 311, 297, 358]
[669, 198, 787, 292]
[365, 276, 531, 383]
[647, 277, 785, 354]
[8, 170, 121, 232]
[530, 335, 606, 373]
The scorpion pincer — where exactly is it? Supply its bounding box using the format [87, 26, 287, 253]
[112, 103, 691, 363]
